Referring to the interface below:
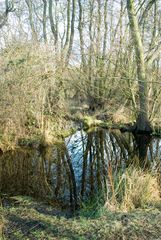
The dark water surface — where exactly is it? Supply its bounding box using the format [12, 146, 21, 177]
[0, 129, 160, 208]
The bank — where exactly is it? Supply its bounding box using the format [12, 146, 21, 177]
[1, 196, 161, 240]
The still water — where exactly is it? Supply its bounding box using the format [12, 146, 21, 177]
[0, 129, 160, 208]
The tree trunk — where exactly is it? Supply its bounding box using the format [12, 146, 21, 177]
[102, 0, 108, 59]
[42, 0, 47, 42]
[63, 0, 71, 52]
[25, 0, 38, 41]
[49, 0, 58, 45]
[78, 0, 86, 69]
[127, 0, 152, 133]
[66, 0, 76, 65]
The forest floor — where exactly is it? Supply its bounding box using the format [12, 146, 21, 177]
[0, 196, 161, 240]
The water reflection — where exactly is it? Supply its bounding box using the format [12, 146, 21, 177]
[0, 129, 160, 208]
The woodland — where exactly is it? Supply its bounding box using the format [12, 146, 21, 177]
[0, 1, 161, 239]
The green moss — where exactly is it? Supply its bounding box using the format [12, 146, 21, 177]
[82, 116, 132, 132]
[83, 116, 106, 130]
[57, 128, 76, 138]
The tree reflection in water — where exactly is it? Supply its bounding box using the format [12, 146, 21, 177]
[0, 129, 160, 209]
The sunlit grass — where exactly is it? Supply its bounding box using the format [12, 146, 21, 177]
[105, 167, 161, 211]
[1, 196, 161, 240]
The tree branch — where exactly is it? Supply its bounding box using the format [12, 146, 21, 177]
[0, 0, 14, 29]
[139, 0, 157, 25]
[146, 41, 161, 66]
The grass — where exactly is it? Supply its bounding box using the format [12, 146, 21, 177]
[0, 195, 161, 240]
[105, 167, 161, 211]
[0, 167, 160, 239]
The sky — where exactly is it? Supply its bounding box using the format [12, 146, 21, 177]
[0, 0, 5, 11]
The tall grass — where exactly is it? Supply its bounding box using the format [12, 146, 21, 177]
[105, 167, 161, 211]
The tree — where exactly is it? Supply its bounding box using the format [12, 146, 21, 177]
[0, 0, 160, 131]
[0, 0, 14, 29]
[49, 0, 58, 45]
[78, 0, 86, 69]
[42, 0, 47, 42]
[25, 0, 38, 41]
[66, 0, 76, 64]
[127, 0, 152, 133]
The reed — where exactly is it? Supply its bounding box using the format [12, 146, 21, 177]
[105, 166, 161, 211]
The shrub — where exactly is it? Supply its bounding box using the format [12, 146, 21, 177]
[0, 42, 68, 149]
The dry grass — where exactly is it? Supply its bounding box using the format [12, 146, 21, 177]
[105, 167, 161, 211]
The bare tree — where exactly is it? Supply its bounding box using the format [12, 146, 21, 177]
[49, 0, 58, 45]
[78, 0, 86, 69]
[63, 0, 71, 53]
[25, 0, 38, 41]
[0, 0, 14, 29]
[102, 0, 108, 59]
[127, 0, 152, 133]
[42, 0, 47, 42]
[66, 0, 76, 64]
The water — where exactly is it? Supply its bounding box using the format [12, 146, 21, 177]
[0, 128, 160, 208]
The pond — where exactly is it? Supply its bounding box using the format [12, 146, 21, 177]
[0, 128, 160, 209]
